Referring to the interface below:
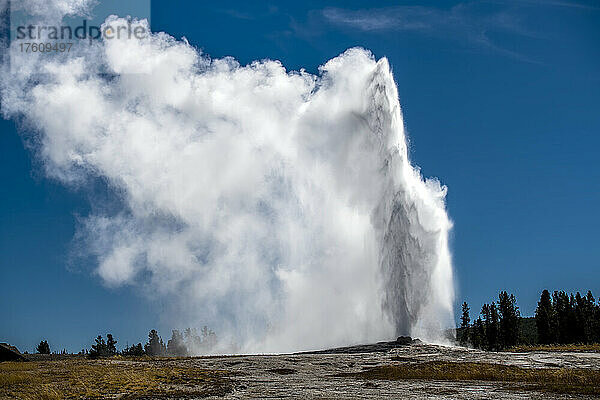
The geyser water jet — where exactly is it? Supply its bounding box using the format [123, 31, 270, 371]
[1, 6, 455, 352]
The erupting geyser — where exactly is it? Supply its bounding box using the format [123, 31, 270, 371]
[1, 6, 454, 352]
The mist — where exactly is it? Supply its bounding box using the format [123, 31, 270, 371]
[1, 3, 454, 353]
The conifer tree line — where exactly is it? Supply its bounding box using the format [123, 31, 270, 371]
[119, 327, 217, 358]
[459, 289, 600, 350]
[535, 290, 600, 344]
[459, 291, 521, 350]
[33, 327, 218, 358]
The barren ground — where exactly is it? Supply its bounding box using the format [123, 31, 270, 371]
[2, 342, 600, 399]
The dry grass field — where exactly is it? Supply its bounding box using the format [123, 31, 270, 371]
[346, 360, 600, 396]
[509, 343, 600, 353]
[0, 357, 232, 399]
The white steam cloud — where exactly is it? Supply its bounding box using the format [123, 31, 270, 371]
[1, 6, 454, 352]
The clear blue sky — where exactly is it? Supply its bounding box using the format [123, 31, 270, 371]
[1, 0, 599, 353]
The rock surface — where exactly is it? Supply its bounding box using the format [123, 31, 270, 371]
[154, 342, 600, 399]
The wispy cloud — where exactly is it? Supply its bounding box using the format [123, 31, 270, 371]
[323, 6, 451, 33]
[321, 1, 592, 62]
[323, 1, 595, 33]
[514, 0, 599, 10]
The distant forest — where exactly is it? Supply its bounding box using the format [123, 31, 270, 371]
[34, 327, 218, 358]
[458, 290, 600, 350]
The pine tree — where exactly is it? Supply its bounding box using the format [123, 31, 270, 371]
[482, 303, 499, 351]
[145, 329, 166, 356]
[581, 291, 596, 343]
[535, 290, 555, 344]
[498, 291, 520, 349]
[134, 343, 144, 356]
[471, 317, 484, 349]
[36, 340, 50, 354]
[588, 291, 600, 343]
[89, 335, 108, 359]
[481, 304, 490, 349]
[145, 329, 159, 356]
[554, 291, 576, 343]
[459, 302, 470, 346]
[574, 292, 587, 343]
[123, 343, 145, 356]
[106, 334, 118, 356]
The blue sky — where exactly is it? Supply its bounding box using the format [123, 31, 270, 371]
[1, 0, 599, 353]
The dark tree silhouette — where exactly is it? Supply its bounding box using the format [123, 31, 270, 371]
[535, 289, 556, 344]
[473, 317, 485, 349]
[459, 302, 470, 346]
[123, 343, 145, 356]
[133, 343, 144, 355]
[554, 291, 576, 344]
[498, 291, 520, 349]
[586, 291, 600, 343]
[106, 334, 118, 356]
[461, 289, 600, 351]
[145, 329, 166, 356]
[89, 335, 108, 358]
[36, 340, 50, 354]
[482, 303, 499, 351]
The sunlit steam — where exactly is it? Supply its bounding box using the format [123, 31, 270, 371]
[1, 5, 454, 352]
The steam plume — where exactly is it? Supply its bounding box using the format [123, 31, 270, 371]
[1, 7, 454, 352]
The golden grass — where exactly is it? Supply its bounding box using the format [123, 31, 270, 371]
[346, 361, 600, 395]
[0, 373, 31, 387]
[0, 358, 232, 399]
[509, 343, 600, 353]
